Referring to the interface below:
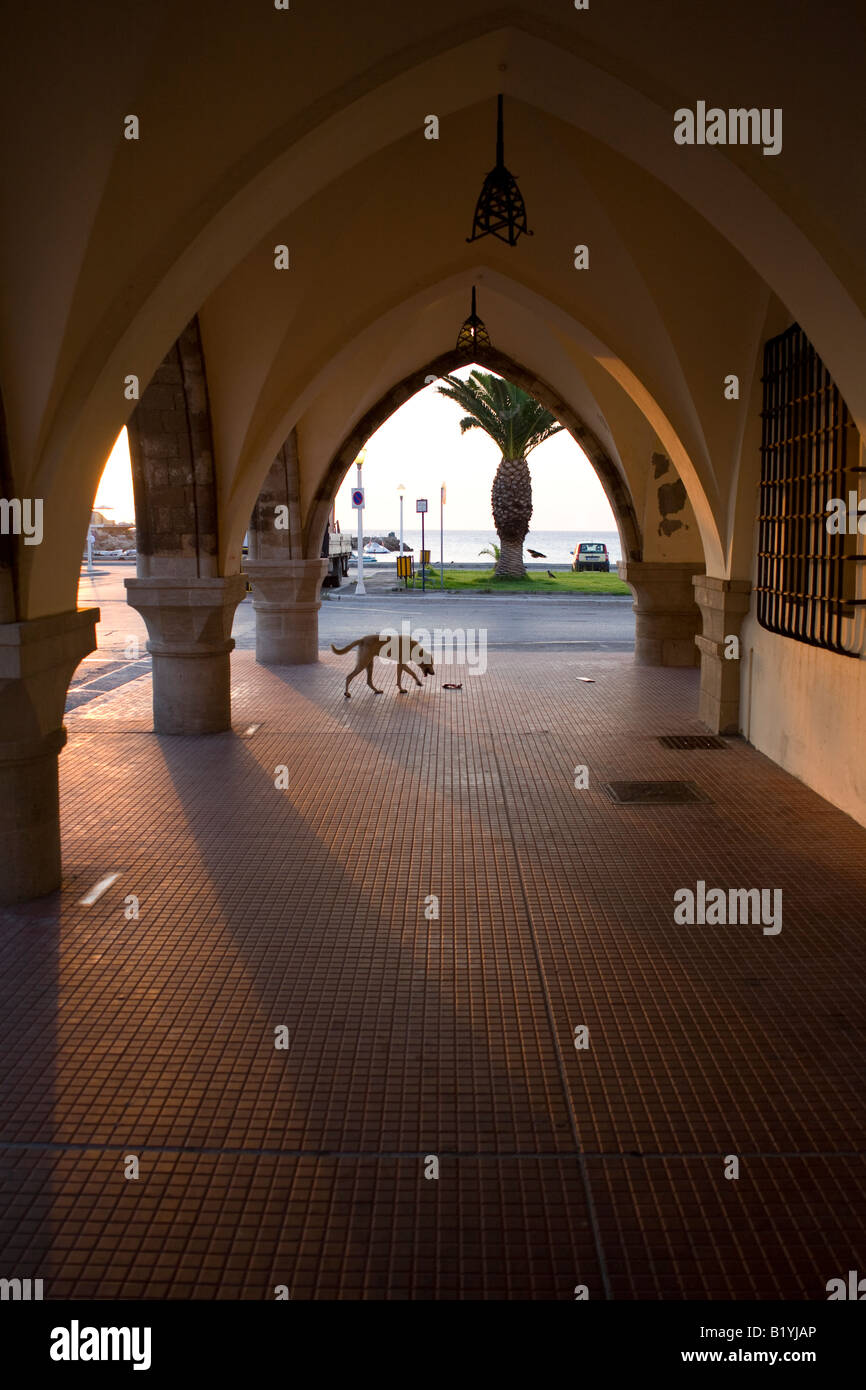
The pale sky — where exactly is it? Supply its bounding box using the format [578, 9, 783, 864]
[95, 370, 616, 533]
[95, 428, 136, 522]
[334, 372, 615, 535]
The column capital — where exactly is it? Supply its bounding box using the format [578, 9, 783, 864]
[124, 576, 246, 733]
[246, 559, 329, 665]
[246, 557, 327, 604]
[0, 608, 99, 743]
[0, 608, 98, 903]
[693, 576, 753, 733]
[693, 573, 751, 603]
[0, 606, 99, 671]
[617, 561, 703, 666]
[125, 575, 246, 656]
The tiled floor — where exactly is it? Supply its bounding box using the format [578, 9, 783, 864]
[1, 649, 864, 1298]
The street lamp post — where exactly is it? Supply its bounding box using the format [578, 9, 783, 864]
[354, 449, 367, 596]
[440, 483, 445, 591]
[397, 484, 405, 587]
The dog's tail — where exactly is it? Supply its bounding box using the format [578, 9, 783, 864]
[330, 639, 362, 655]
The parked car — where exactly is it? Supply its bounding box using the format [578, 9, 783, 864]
[572, 541, 610, 572]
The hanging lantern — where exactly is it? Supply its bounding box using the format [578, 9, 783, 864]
[467, 94, 532, 247]
[455, 285, 491, 356]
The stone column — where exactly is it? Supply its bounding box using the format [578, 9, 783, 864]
[245, 558, 329, 665]
[693, 576, 752, 733]
[617, 560, 703, 666]
[124, 576, 247, 734]
[0, 608, 98, 904]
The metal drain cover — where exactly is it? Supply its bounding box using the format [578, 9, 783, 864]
[604, 779, 706, 804]
[658, 734, 727, 750]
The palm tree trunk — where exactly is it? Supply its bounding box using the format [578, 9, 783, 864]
[494, 538, 527, 578]
[491, 455, 531, 578]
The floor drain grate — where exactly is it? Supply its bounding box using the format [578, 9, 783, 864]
[604, 780, 707, 805]
[658, 734, 727, 750]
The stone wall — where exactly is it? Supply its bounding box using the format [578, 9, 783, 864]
[127, 317, 219, 576]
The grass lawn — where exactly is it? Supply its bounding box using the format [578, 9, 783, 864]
[407, 567, 631, 595]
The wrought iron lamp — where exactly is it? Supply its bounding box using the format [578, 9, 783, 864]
[467, 94, 532, 246]
[455, 286, 491, 356]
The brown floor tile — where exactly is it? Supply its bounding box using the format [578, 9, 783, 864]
[0, 650, 864, 1297]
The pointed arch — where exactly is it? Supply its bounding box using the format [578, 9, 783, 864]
[305, 346, 642, 562]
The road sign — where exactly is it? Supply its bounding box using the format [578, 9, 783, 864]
[419, 508, 427, 591]
[351, 488, 364, 508]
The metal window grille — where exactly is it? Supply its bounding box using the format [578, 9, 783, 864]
[757, 324, 862, 654]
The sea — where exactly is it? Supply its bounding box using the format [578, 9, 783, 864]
[357, 528, 621, 566]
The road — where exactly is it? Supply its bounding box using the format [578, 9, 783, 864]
[316, 588, 635, 652]
[69, 562, 634, 710]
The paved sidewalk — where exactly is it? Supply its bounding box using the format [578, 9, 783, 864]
[2, 650, 865, 1298]
[65, 565, 634, 713]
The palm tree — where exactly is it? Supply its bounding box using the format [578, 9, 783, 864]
[437, 371, 562, 578]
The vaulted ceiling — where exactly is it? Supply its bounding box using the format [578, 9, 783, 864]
[2, 1, 863, 613]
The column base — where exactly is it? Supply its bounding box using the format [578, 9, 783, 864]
[694, 576, 752, 733]
[0, 609, 98, 903]
[618, 561, 703, 666]
[246, 559, 328, 665]
[125, 576, 247, 734]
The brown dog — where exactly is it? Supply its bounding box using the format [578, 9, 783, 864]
[331, 633, 435, 697]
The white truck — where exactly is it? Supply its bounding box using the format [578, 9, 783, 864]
[240, 521, 351, 589]
[323, 525, 353, 587]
